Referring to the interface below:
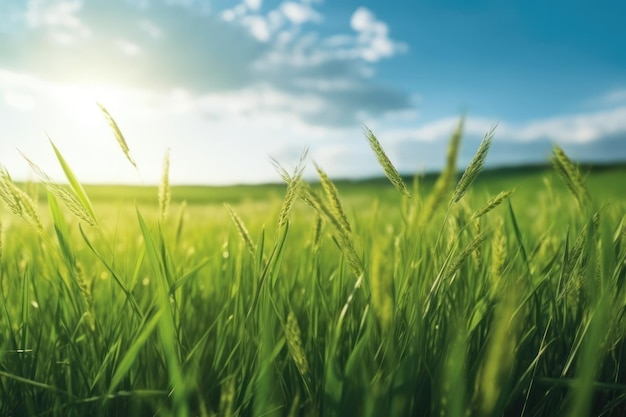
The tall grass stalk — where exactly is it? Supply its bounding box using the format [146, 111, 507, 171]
[420, 117, 464, 225]
[98, 103, 138, 169]
[0, 167, 44, 232]
[364, 127, 410, 198]
[159, 148, 171, 224]
[551, 144, 590, 208]
[315, 163, 352, 235]
[225, 204, 257, 257]
[451, 124, 496, 204]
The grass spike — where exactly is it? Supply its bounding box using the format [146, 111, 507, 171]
[473, 188, 516, 219]
[0, 167, 24, 216]
[97, 102, 138, 169]
[420, 117, 464, 225]
[284, 311, 312, 390]
[225, 204, 256, 257]
[0, 167, 43, 231]
[0, 217, 3, 266]
[315, 162, 352, 234]
[451, 124, 496, 204]
[274, 147, 309, 227]
[490, 217, 507, 293]
[364, 126, 410, 198]
[370, 245, 394, 330]
[551, 144, 590, 208]
[445, 232, 488, 281]
[159, 148, 171, 224]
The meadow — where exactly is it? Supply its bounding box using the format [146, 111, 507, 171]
[1, 116, 626, 417]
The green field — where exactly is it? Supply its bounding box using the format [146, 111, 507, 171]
[1, 126, 626, 417]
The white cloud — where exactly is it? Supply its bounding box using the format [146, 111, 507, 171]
[250, 4, 406, 81]
[506, 107, 626, 143]
[383, 116, 492, 143]
[139, 19, 163, 39]
[242, 15, 271, 42]
[280, 2, 321, 25]
[221, 9, 237, 22]
[350, 7, 407, 62]
[116, 40, 142, 56]
[221, 3, 251, 22]
[350, 7, 375, 32]
[0, 68, 48, 97]
[245, 0, 262, 11]
[222, 0, 324, 43]
[25, 0, 90, 44]
[383, 106, 626, 147]
[594, 89, 626, 106]
[159, 84, 327, 126]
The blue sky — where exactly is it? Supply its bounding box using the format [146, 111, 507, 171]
[0, 0, 625, 184]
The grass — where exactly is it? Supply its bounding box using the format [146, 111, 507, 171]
[0, 119, 626, 417]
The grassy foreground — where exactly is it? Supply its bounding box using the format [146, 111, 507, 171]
[1, 119, 626, 417]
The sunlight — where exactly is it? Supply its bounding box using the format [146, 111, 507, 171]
[48, 82, 129, 128]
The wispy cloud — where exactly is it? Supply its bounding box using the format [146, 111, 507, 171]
[506, 106, 626, 143]
[384, 106, 626, 145]
[2, 1, 623, 185]
[1, 0, 412, 128]
[371, 106, 626, 173]
[591, 88, 626, 106]
[25, 0, 91, 44]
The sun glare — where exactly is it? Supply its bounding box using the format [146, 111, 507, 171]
[49, 82, 129, 128]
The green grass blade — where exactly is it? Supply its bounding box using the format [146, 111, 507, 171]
[168, 257, 212, 295]
[107, 310, 162, 395]
[48, 139, 98, 226]
[136, 208, 189, 417]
